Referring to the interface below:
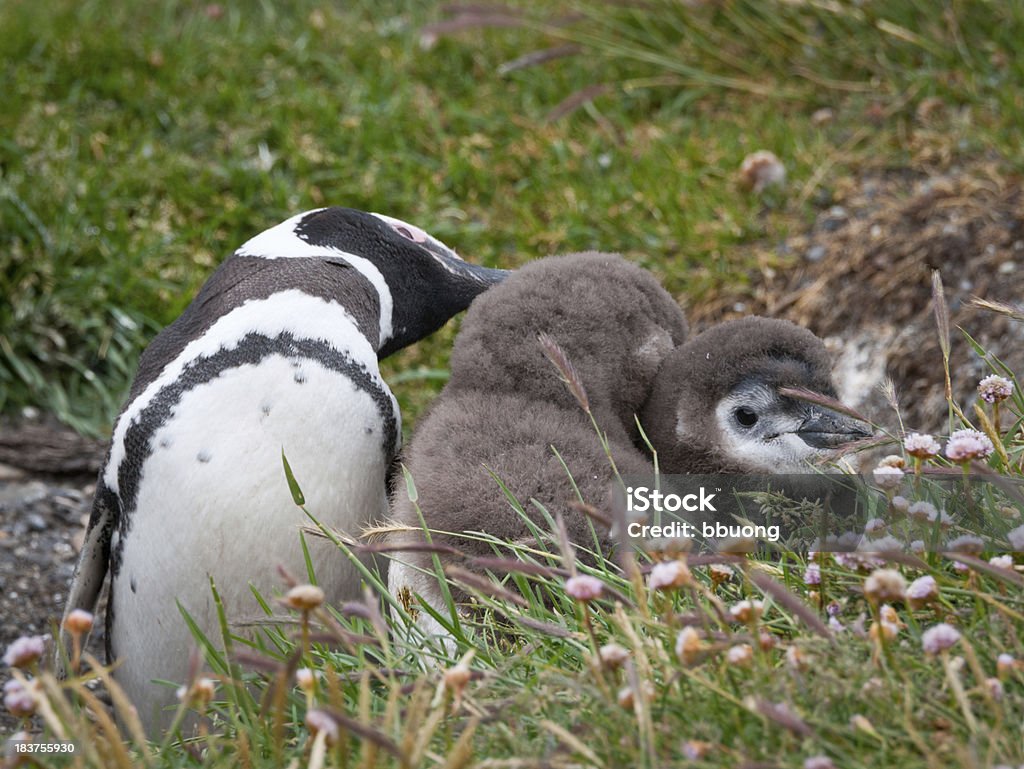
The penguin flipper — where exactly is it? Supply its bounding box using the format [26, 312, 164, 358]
[56, 482, 117, 678]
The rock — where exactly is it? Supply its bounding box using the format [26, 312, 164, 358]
[0, 418, 105, 475]
[806, 245, 827, 262]
[0, 481, 47, 508]
[0, 463, 25, 481]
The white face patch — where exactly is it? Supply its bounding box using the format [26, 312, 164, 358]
[369, 211, 480, 284]
[369, 212, 462, 260]
[234, 209, 327, 257]
[716, 425, 824, 473]
[235, 209, 394, 346]
[104, 290, 379, 493]
[714, 387, 826, 473]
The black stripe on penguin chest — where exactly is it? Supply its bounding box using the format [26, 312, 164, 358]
[128, 257, 381, 403]
[110, 332, 397, 577]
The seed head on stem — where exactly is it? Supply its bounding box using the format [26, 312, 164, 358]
[62, 609, 93, 674]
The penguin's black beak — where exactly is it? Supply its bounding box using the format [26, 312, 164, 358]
[427, 243, 508, 286]
[795, 408, 872, 449]
[446, 258, 510, 286]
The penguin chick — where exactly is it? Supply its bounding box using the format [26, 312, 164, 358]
[444, 253, 688, 443]
[388, 253, 688, 631]
[640, 316, 870, 474]
[59, 207, 505, 733]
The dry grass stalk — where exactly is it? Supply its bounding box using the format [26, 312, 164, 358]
[538, 332, 591, 413]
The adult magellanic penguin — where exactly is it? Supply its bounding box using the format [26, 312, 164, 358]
[387, 253, 689, 633]
[59, 207, 505, 732]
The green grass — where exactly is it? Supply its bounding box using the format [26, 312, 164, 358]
[14, 303, 1024, 768]
[5, 0, 1022, 435]
[18, 355, 1024, 766]
[5, 0, 1024, 766]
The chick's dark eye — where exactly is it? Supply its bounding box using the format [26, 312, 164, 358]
[735, 407, 759, 428]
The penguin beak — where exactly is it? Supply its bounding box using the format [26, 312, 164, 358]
[443, 258, 510, 286]
[795, 408, 872, 449]
[424, 240, 509, 286]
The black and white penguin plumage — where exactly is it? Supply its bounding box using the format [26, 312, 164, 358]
[640, 316, 870, 474]
[387, 253, 688, 632]
[59, 207, 505, 731]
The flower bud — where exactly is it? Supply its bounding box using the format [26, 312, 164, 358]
[729, 599, 764, 624]
[921, 623, 961, 654]
[305, 709, 339, 745]
[786, 645, 808, 671]
[906, 575, 938, 609]
[296, 668, 316, 692]
[285, 584, 325, 611]
[565, 574, 603, 602]
[739, 150, 786, 193]
[443, 663, 472, 693]
[598, 643, 630, 670]
[863, 568, 906, 606]
[3, 679, 35, 718]
[708, 564, 733, 584]
[725, 644, 753, 667]
[675, 627, 705, 665]
[63, 609, 94, 635]
[2, 636, 45, 669]
[647, 560, 692, 591]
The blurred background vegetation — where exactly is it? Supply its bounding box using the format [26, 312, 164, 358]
[1, 0, 1022, 437]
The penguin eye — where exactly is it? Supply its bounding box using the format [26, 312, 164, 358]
[734, 407, 759, 428]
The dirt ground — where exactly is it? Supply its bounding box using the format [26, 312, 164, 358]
[0, 421, 105, 735]
[690, 161, 1024, 433]
[2, 161, 1023, 736]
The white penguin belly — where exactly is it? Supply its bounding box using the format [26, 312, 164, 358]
[111, 353, 392, 727]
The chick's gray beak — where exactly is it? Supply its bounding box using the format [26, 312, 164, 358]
[796, 408, 872, 449]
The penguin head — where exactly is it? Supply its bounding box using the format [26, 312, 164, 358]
[238, 206, 507, 357]
[642, 317, 870, 473]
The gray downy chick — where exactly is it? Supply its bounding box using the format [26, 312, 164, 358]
[388, 252, 688, 634]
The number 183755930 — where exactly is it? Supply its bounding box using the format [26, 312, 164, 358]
[15, 742, 76, 754]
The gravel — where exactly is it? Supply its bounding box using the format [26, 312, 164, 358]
[0, 463, 103, 734]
